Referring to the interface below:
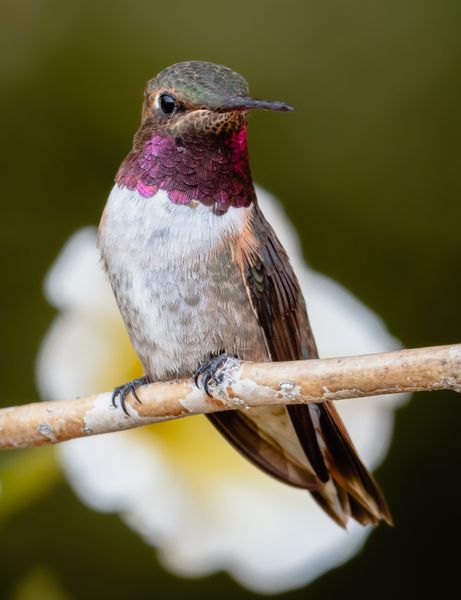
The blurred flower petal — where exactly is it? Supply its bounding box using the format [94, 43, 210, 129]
[36, 186, 409, 593]
[44, 227, 114, 314]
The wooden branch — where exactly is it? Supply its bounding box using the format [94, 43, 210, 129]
[1, 344, 460, 450]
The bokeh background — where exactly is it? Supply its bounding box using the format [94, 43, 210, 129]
[1, 0, 461, 597]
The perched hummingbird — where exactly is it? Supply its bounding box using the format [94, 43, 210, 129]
[98, 61, 392, 527]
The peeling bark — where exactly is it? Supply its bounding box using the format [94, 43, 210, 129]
[0, 344, 460, 449]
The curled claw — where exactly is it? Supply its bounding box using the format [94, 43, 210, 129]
[194, 353, 238, 397]
[111, 376, 150, 415]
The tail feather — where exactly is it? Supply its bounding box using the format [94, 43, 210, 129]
[287, 399, 392, 526]
[311, 479, 350, 528]
[319, 402, 393, 525]
[207, 402, 392, 527]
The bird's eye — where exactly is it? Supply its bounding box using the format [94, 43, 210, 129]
[159, 93, 176, 115]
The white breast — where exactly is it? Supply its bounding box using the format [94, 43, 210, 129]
[100, 185, 250, 265]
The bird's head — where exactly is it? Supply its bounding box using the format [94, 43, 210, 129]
[118, 61, 293, 210]
[141, 61, 293, 136]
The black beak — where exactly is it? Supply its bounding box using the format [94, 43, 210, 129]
[217, 97, 294, 113]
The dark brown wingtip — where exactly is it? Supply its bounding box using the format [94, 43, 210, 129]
[380, 502, 394, 527]
[319, 402, 394, 527]
[348, 493, 393, 527]
[311, 489, 349, 529]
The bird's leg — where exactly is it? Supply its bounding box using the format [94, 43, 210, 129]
[194, 353, 239, 397]
[112, 375, 151, 416]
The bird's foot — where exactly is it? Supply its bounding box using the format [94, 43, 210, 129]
[194, 353, 239, 397]
[112, 375, 150, 416]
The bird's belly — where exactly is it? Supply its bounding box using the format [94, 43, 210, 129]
[99, 186, 267, 380]
[107, 249, 266, 379]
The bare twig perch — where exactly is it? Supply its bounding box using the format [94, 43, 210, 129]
[1, 344, 460, 450]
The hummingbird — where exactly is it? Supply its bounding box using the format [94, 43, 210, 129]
[98, 61, 392, 528]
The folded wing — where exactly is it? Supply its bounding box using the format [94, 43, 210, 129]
[208, 204, 392, 527]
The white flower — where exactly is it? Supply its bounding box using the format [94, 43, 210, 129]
[36, 187, 408, 594]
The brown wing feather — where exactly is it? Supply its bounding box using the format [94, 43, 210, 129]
[233, 203, 391, 526]
[207, 411, 318, 489]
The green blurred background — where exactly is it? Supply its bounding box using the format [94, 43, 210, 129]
[1, 0, 460, 597]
